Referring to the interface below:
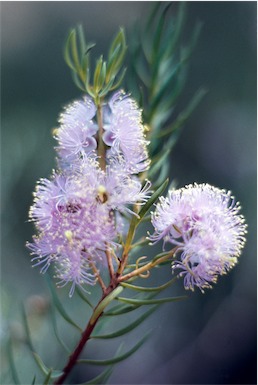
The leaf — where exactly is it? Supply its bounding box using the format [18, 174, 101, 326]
[148, 148, 170, 178]
[89, 285, 124, 325]
[64, 29, 77, 72]
[138, 178, 169, 220]
[75, 286, 94, 309]
[31, 375, 36, 385]
[50, 304, 71, 354]
[7, 338, 21, 385]
[116, 295, 187, 306]
[22, 305, 61, 378]
[157, 87, 208, 138]
[78, 331, 151, 366]
[120, 277, 177, 293]
[43, 369, 53, 385]
[109, 67, 127, 91]
[45, 274, 82, 332]
[82, 366, 114, 385]
[103, 292, 160, 316]
[21, 303, 34, 351]
[33, 352, 63, 379]
[103, 303, 140, 317]
[82, 344, 123, 384]
[92, 306, 158, 339]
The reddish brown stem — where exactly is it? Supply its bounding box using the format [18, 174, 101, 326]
[54, 311, 101, 384]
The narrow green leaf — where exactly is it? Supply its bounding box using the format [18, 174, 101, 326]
[78, 331, 151, 366]
[70, 29, 81, 72]
[158, 88, 207, 138]
[71, 71, 85, 92]
[50, 304, 70, 354]
[45, 274, 82, 332]
[168, 1, 187, 56]
[43, 369, 53, 385]
[77, 24, 87, 57]
[120, 277, 177, 293]
[104, 292, 158, 316]
[92, 306, 158, 339]
[83, 366, 114, 385]
[108, 28, 126, 61]
[7, 338, 21, 385]
[150, 58, 186, 112]
[22, 305, 62, 379]
[64, 29, 77, 71]
[152, 3, 171, 60]
[116, 295, 187, 306]
[33, 353, 63, 379]
[97, 61, 106, 91]
[32, 352, 49, 376]
[21, 303, 34, 351]
[93, 55, 103, 89]
[148, 148, 170, 178]
[103, 303, 139, 316]
[90, 285, 124, 324]
[31, 375, 36, 385]
[82, 344, 123, 384]
[110, 67, 127, 91]
[106, 43, 122, 81]
[75, 286, 94, 309]
[138, 178, 169, 220]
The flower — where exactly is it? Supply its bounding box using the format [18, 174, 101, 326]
[55, 96, 98, 161]
[27, 169, 117, 296]
[150, 183, 247, 292]
[28, 90, 152, 295]
[103, 91, 150, 173]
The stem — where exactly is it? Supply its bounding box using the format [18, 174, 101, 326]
[96, 102, 106, 171]
[117, 215, 138, 275]
[89, 259, 106, 293]
[118, 247, 178, 282]
[54, 313, 100, 385]
[54, 285, 123, 384]
[106, 247, 115, 279]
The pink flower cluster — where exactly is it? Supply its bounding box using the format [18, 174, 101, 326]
[27, 91, 150, 296]
[150, 183, 247, 292]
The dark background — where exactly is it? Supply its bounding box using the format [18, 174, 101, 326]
[1, 2, 257, 384]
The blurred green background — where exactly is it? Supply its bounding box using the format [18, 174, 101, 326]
[1, 2, 256, 384]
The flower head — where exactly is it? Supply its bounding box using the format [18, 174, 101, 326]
[28, 90, 152, 295]
[27, 169, 117, 296]
[150, 183, 247, 292]
[103, 91, 150, 174]
[55, 96, 98, 161]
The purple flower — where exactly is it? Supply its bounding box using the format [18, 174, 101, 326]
[27, 153, 151, 295]
[55, 96, 98, 161]
[150, 183, 247, 292]
[27, 169, 117, 296]
[103, 91, 150, 173]
[28, 90, 152, 295]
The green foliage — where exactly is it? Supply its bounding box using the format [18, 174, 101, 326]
[64, 25, 127, 103]
[7, 337, 21, 385]
[78, 331, 151, 366]
[127, 2, 206, 181]
[45, 273, 82, 332]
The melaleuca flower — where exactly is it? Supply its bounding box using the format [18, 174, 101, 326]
[27, 170, 116, 296]
[150, 183, 247, 292]
[55, 96, 98, 161]
[54, 91, 150, 174]
[103, 91, 150, 174]
[76, 156, 151, 215]
[104, 158, 152, 214]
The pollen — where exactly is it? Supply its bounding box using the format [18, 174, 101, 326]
[64, 230, 73, 242]
[97, 185, 108, 203]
